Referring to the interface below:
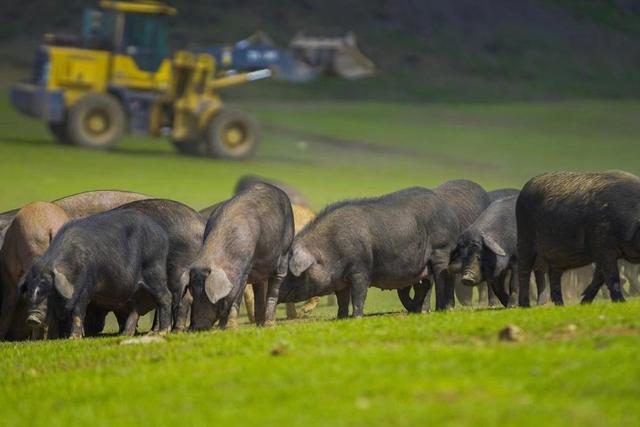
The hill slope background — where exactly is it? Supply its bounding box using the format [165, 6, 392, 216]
[1, 0, 639, 100]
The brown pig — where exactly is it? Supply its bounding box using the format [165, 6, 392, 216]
[0, 202, 69, 340]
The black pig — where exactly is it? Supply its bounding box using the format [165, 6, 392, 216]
[278, 187, 461, 318]
[517, 170, 640, 306]
[23, 209, 172, 338]
[189, 183, 294, 329]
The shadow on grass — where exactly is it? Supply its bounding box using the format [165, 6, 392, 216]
[0, 136, 54, 147]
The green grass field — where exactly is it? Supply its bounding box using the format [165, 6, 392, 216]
[1, 96, 640, 426]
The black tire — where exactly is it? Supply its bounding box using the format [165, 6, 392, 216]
[171, 139, 206, 156]
[206, 109, 259, 160]
[48, 120, 71, 145]
[66, 93, 126, 149]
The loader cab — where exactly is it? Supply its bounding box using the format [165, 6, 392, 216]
[82, 1, 174, 71]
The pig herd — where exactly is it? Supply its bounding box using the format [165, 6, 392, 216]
[0, 170, 639, 341]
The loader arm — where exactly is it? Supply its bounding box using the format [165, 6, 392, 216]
[207, 69, 272, 90]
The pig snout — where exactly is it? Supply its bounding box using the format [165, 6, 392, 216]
[461, 269, 480, 287]
[26, 310, 45, 327]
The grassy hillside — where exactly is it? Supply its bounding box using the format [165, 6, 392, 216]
[1, 0, 639, 100]
[1, 91, 640, 425]
[1, 97, 639, 211]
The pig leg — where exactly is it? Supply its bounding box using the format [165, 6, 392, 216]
[350, 273, 371, 317]
[336, 287, 350, 319]
[225, 297, 240, 330]
[420, 279, 433, 313]
[398, 283, 426, 313]
[141, 264, 172, 334]
[507, 264, 518, 307]
[123, 309, 140, 336]
[548, 268, 564, 306]
[534, 269, 548, 305]
[115, 310, 129, 334]
[487, 281, 499, 307]
[627, 264, 640, 296]
[170, 268, 190, 332]
[0, 278, 17, 339]
[580, 266, 604, 304]
[412, 283, 428, 313]
[244, 284, 256, 324]
[517, 248, 535, 308]
[174, 291, 192, 332]
[218, 283, 246, 329]
[397, 286, 414, 312]
[69, 297, 90, 339]
[432, 254, 453, 311]
[84, 306, 107, 337]
[599, 259, 625, 303]
[286, 303, 297, 319]
[252, 282, 267, 326]
[265, 257, 289, 326]
[434, 269, 449, 311]
[489, 273, 510, 308]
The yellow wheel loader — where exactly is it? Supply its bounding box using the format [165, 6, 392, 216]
[10, 1, 270, 160]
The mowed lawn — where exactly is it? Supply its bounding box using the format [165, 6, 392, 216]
[1, 96, 640, 426]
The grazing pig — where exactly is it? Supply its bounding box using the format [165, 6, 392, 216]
[114, 199, 206, 332]
[189, 183, 294, 329]
[398, 180, 491, 311]
[278, 187, 460, 318]
[23, 209, 172, 339]
[517, 170, 640, 306]
[0, 202, 69, 340]
[242, 203, 319, 323]
[452, 195, 548, 307]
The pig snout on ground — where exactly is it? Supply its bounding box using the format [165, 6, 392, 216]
[189, 183, 294, 329]
[23, 208, 172, 339]
[280, 186, 460, 318]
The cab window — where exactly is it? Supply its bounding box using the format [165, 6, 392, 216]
[82, 9, 116, 50]
[121, 13, 169, 72]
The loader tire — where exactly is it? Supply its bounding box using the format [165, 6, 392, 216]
[67, 93, 125, 149]
[206, 109, 258, 160]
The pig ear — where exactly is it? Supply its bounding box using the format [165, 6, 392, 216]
[481, 234, 507, 257]
[289, 246, 315, 277]
[53, 268, 74, 300]
[204, 268, 234, 304]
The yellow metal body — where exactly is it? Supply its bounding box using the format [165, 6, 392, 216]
[45, 38, 257, 142]
[45, 46, 173, 108]
[100, 0, 176, 15]
[24, 1, 266, 144]
[155, 50, 260, 142]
